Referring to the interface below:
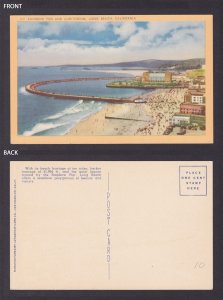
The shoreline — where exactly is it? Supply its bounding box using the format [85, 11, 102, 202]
[65, 88, 188, 136]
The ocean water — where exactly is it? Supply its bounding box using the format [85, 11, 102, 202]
[18, 66, 146, 136]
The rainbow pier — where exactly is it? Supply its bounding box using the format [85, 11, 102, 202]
[25, 77, 146, 104]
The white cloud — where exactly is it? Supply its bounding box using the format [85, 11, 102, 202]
[18, 38, 96, 51]
[147, 21, 203, 39]
[87, 22, 109, 32]
[18, 22, 43, 34]
[18, 21, 205, 66]
[41, 23, 65, 37]
[18, 43, 127, 66]
[113, 22, 138, 40]
[18, 39, 204, 67]
[126, 22, 204, 49]
[18, 38, 50, 49]
[18, 21, 111, 38]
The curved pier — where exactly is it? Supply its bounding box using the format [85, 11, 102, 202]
[25, 77, 145, 104]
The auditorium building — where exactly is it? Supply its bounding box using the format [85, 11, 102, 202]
[141, 71, 172, 83]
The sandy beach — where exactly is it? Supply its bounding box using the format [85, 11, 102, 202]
[66, 88, 187, 136]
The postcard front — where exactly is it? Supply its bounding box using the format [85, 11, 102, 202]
[10, 15, 213, 144]
[10, 161, 213, 290]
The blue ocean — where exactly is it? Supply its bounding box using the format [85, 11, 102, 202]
[18, 66, 146, 136]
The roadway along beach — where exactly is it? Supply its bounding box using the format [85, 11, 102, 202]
[66, 88, 186, 136]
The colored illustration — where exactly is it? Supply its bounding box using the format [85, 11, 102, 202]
[11, 16, 212, 143]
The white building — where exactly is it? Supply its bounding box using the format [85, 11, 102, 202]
[191, 92, 205, 104]
[170, 114, 190, 126]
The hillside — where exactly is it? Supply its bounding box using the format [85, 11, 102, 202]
[60, 58, 205, 70]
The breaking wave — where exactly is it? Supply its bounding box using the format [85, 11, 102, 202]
[19, 86, 29, 95]
[22, 122, 68, 136]
[44, 100, 101, 121]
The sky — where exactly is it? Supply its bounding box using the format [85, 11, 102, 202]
[17, 21, 205, 66]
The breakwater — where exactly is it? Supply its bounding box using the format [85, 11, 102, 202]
[25, 77, 146, 104]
